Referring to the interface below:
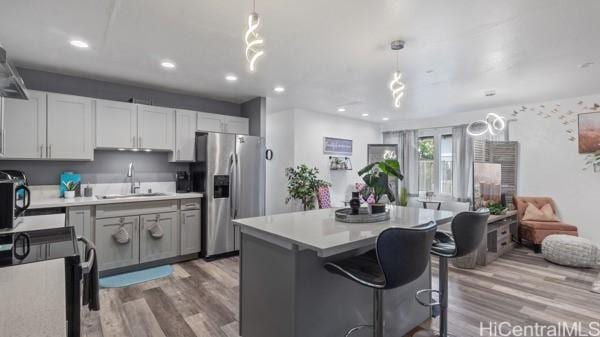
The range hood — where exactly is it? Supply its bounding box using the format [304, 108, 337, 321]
[0, 44, 29, 100]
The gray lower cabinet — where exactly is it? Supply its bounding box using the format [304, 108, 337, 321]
[67, 206, 93, 259]
[140, 212, 179, 263]
[180, 209, 201, 255]
[95, 216, 140, 271]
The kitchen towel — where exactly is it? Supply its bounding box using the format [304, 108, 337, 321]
[81, 238, 99, 311]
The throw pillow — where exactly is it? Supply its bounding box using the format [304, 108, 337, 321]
[540, 203, 560, 221]
[522, 202, 559, 222]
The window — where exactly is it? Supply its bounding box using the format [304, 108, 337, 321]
[418, 137, 435, 193]
[417, 129, 453, 196]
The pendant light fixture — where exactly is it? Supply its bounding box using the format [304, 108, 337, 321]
[244, 0, 264, 72]
[466, 113, 506, 137]
[389, 40, 406, 109]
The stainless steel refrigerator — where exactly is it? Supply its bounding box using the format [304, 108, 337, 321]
[190, 132, 265, 258]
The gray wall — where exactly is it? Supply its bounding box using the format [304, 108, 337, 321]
[241, 97, 266, 137]
[18, 67, 241, 116]
[0, 151, 188, 185]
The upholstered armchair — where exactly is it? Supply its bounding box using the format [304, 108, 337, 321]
[513, 196, 578, 252]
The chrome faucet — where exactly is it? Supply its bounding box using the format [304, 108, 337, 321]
[127, 162, 140, 194]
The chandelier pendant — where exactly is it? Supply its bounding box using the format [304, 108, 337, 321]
[245, 11, 264, 72]
[389, 40, 406, 109]
[389, 71, 405, 108]
[467, 113, 507, 136]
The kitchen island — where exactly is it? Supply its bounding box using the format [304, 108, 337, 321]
[233, 206, 454, 337]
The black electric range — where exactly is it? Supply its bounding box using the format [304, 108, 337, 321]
[0, 227, 82, 337]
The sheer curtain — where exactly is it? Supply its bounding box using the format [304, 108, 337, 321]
[452, 125, 474, 203]
[402, 130, 419, 196]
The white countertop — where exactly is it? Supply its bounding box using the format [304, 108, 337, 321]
[234, 206, 454, 257]
[0, 214, 66, 234]
[29, 192, 203, 209]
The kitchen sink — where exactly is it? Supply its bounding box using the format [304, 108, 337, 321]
[98, 193, 170, 200]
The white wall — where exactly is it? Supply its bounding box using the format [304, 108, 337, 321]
[265, 109, 295, 214]
[266, 109, 382, 214]
[383, 94, 600, 243]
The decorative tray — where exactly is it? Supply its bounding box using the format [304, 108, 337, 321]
[335, 207, 390, 223]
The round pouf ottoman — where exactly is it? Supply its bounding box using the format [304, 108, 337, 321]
[542, 235, 600, 268]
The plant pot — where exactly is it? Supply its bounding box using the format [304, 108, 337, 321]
[64, 190, 75, 199]
[370, 203, 386, 214]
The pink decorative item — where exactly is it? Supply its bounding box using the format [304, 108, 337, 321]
[317, 186, 332, 209]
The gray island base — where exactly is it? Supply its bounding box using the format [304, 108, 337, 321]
[234, 206, 454, 337]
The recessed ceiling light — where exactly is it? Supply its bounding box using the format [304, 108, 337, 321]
[161, 61, 176, 69]
[274, 86, 285, 93]
[117, 148, 126, 151]
[225, 74, 238, 82]
[337, 107, 346, 112]
[579, 62, 595, 68]
[382, 117, 389, 121]
[361, 113, 369, 117]
[484, 90, 496, 97]
[70, 40, 89, 48]
[144, 149, 152, 152]
[131, 148, 139, 152]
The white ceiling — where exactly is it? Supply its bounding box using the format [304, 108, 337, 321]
[1, 0, 600, 122]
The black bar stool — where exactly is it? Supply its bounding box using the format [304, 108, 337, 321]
[324, 222, 437, 337]
[416, 211, 489, 337]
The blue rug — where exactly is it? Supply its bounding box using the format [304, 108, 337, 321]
[100, 265, 173, 288]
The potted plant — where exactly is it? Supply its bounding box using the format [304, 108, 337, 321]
[285, 164, 331, 211]
[486, 202, 507, 215]
[63, 181, 78, 199]
[357, 159, 403, 214]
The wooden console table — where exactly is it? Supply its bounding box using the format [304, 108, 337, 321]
[453, 210, 518, 269]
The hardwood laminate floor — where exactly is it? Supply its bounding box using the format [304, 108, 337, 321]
[82, 247, 600, 337]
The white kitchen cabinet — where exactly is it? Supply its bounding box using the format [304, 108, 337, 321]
[95, 216, 140, 271]
[67, 206, 93, 260]
[47, 93, 94, 160]
[173, 109, 197, 162]
[96, 99, 138, 149]
[139, 212, 179, 263]
[137, 105, 175, 151]
[180, 209, 201, 255]
[2, 90, 47, 159]
[196, 112, 249, 135]
[197, 111, 223, 133]
[223, 116, 249, 135]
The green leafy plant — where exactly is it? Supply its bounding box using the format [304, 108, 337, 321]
[399, 187, 409, 207]
[357, 159, 403, 204]
[62, 181, 79, 192]
[487, 202, 506, 215]
[285, 165, 331, 211]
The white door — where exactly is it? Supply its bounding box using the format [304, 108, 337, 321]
[2, 90, 47, 159]
[197, 111, 223, 133]
[47, 93, 94, 160]
[137, 105, 174, 150]
[96, 99, 137, 149]
[223, 116, 249, 135]
[174, 109, 197, 161]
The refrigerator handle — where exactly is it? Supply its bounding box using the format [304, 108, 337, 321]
[234, 153, 240, 219]
[229, 153, 235, 218]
